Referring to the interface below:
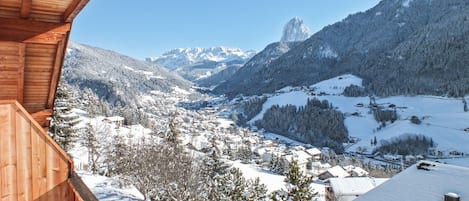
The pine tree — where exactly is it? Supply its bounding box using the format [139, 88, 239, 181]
[216, 167, 267, 201]
[204, 149, 231, 200]
[463, 98, 468, 112]
[50, 79, 80, 152]
[246, 177, 268, 201]
[270, 160, 317, 201]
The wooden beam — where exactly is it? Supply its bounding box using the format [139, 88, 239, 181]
[46, 38, 67, 109]
[31, 109, 53, 128]
[17, 43, 25, 104]
[0, 18, 71, 44]
[63, 0, 90, 22]
[20, 0, 32, 19]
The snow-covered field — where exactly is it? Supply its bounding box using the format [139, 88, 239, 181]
[250, 74, 469, 156]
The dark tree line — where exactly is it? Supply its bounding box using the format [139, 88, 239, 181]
[372, 106, 398, 124]
[255, 98, 348, 153]
[343, 84, 367, 97]
[372, 134, 435, 156]
[243, 96, 268, 121]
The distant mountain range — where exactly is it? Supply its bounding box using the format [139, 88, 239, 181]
[63, 42, 191, 107]
[146, 47, 256, 70]
[145, 47, 256, 86]
[216, 0, 469, 98]
[145, 16, 313, 88]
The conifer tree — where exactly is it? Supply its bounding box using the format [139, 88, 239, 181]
[270, 160, 317, 201]
[50, 79, 80, 152]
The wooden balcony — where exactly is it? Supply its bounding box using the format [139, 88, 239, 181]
[0, 0, 94, 200]
[0, 100, 97, 201]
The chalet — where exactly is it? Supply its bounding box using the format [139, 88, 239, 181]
[356, 161, 469, 201]
[311, 161, 332, 176]
[318, 165, 350, 180]
[284, 150, 313, 175]
[305, 147, 322, 160]
[0, 0, 97, 200]
[343, 165, 369, 177]
[325, 177, 388, 201]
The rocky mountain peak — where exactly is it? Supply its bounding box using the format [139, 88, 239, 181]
[280, 17, 312, 42]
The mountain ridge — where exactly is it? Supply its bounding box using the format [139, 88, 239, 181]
[216, 0, 469, 98]
[63, 42, 192, 107]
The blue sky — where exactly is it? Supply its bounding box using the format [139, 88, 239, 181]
[71, 0, 380, 59]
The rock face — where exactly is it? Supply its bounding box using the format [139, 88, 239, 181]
[217, 0, 469, 98]
[280, 17, 312, 42]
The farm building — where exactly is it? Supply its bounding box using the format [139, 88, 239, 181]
[0, 0, 96, 200]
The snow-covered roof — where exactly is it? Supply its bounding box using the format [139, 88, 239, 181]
[356, 161, 469, 201]
[322, 165, 350, 178]
[344, 165, 369, 177]
[105, 116, 125, 122]
[329, 177, 389, 201]
[292, 150, 312, 163]
[306, 147, 322, 156]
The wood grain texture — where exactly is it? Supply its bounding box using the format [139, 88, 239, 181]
[0, 0, 92, 199]
[0, 101, 89, 200]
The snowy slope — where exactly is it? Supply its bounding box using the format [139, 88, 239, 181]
[79, 172, 144, 201]
[310, 74, 362, 95]
[231, 161, 326, 200]
[250, 74, 469, 156]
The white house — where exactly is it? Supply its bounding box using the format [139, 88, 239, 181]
[344, 165, 369, 177]
[306, 147, 322, 160]
[326, 177, 388, 201]
[319, 165, 350, 180]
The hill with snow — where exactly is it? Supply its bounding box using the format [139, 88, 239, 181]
[249, 74, 469, 156]
[214, 41, 301, 96]
[217, 0, 469, 97]
[63, 42, 192, 107]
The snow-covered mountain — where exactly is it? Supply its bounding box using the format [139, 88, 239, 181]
[280, 17, 312, 42]
[218, 0, 469, 98]
[145, 47, 256, 84]
[214, 41, 301, 97]
[63, 42, 192, 108]
[146, 47, 256, 70]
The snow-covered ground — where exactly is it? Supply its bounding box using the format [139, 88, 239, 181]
[66, 73, 469, 200]
[79, 171, 144, 201]
[231, 161, 326, 200]
[250, 74, 469, 156]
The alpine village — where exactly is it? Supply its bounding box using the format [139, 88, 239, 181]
[1, 0, 469, 201]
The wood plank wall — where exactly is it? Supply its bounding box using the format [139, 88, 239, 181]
[0, 101, 75, 201]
